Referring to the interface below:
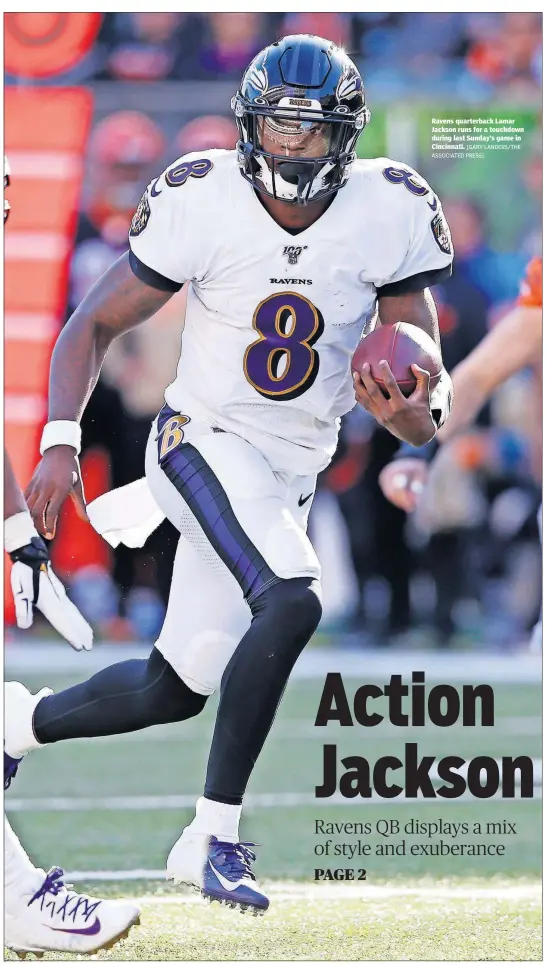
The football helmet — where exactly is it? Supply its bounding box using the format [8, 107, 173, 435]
[232, 34, 370, 205]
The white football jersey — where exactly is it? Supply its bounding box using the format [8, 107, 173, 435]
[129, 149, 453, 475]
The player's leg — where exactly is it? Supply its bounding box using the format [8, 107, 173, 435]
[4, 645, 206, 764]
[4, 528, 244, 760]
[4, 817, 140, 956]
[147, 410, 322, 912]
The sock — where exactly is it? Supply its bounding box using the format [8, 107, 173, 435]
[4, 684, 52, 759]
[186, 796, 242, 843]
[4, 818, 43, 899]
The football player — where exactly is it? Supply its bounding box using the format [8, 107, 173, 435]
[379, 257, 542, 511]
[4, 161, 140, 957]
[6, 36, 453, 914]
[4, 452, 140, 955]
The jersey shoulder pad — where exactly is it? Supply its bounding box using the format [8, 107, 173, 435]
[157, 149, 234, 196]
[354, 156, 435, 202]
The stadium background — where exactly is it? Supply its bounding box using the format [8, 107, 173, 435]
[4, 13, 542, 961]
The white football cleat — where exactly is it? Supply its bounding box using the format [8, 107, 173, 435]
[4, 867, 140, 957]
[4, 681, 52, 760]
[167, 829, 269, 915]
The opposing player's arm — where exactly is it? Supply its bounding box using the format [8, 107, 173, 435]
[438, 302, 541, 442]
[380, 301, 542, 510]
[26, 253, 176, 537]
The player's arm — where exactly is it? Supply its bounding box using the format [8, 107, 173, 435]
[5, 449, 93, 647]
[25, 253, 175, 538]
[437, 302, 541, 442]
[354, 287, 452, 446]
[353, 168, 453, 447]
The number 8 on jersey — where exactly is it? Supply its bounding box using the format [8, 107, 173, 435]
[243, 291, 325, 401]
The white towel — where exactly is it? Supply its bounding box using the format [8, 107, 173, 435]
[87, 478, 165, 549]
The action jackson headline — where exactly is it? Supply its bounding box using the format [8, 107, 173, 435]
[314, 673, 534, 799]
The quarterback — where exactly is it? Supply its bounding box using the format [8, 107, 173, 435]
[6, 36, 453, 914]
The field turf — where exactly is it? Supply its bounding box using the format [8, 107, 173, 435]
[5, 666, 541, 960]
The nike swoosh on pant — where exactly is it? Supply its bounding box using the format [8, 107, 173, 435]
[298, 493, 313, 507]
[48, 917, 101, 935]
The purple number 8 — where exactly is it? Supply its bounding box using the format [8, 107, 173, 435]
[244, 292, 324, 401]
[382, 166, 428, 197]
[165, 158, 213, 187]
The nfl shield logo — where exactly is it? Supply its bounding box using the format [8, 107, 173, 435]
[283, 245, 307, 265]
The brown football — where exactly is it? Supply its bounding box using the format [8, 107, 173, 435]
[351, 322, 443, 397]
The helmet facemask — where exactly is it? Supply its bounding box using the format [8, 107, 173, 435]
[234, 96, 366, 205]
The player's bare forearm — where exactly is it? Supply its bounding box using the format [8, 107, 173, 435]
[438, 304, 541, 442]
[5, 449, 28, 519]
[378, 288, 440, 350]
[48, 252, 174, 421]
[26, 253, 173, 539]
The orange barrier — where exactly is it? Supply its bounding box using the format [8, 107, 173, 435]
[5, 86, 94, 622]
[5, 13, 101, 79]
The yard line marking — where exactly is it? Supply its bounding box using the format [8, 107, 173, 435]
[5, 642, 542, 682]
[58, 872, 542, 902]
[6, 788, 541, 812]
[81, 715, 542, 744]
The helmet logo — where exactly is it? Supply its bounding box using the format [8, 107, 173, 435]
[247, 64, 268, 93]
[283, 245, 308, 265]
[337, 72, 362, 100]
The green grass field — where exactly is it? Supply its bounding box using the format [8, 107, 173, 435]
[5, 666, 542, 960]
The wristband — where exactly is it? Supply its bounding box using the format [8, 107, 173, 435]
[40, 420, 81, 456]
[4, 510, 39, 553]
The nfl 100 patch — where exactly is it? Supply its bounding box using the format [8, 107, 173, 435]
[130, 191, 151, 237]
[430, 211, 452, 255]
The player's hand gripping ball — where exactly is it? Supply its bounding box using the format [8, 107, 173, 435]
[352, 322, 442, 397]
[351, 323, 443, 445]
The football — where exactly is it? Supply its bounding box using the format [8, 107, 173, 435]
[351, 322, 443, 397]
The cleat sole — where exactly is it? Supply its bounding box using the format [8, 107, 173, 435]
[7, 914, 141, 959]
[95, 913, 141, 953]
[172, 877, 268, 916]
[199, 891, 268, 916]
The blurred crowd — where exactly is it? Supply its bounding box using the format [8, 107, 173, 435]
[27, 12, 541, 106]
[26, 12, 541, 649]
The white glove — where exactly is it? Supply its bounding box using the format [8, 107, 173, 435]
[430, 369, 454, 429]
[9, 536, 93, 651]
